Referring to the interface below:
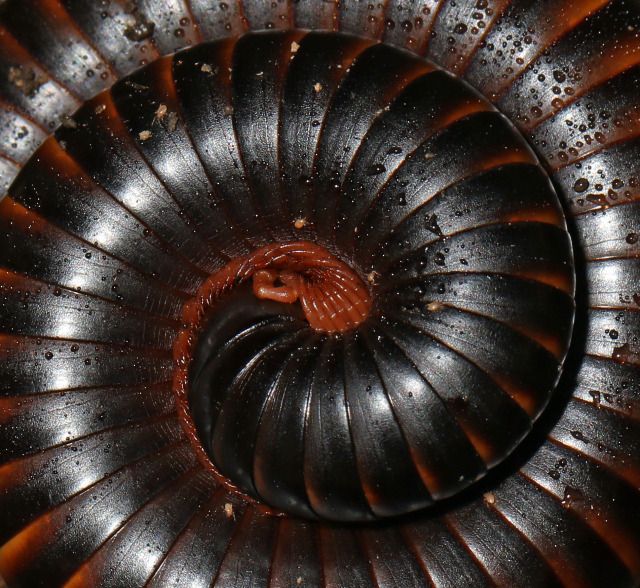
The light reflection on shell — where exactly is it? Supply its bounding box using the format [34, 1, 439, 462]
[0, 1, 638, 587]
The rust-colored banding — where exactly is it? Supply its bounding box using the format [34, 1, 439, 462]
[172, 240, 371, 500]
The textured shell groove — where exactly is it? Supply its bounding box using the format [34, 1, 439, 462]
[0, 1, 638, 588]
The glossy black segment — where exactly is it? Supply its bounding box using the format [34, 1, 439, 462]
[304, 338, 373, 521]
[252, 338, 321, 518]
[0, 383, 175, 462]
[335, 69, 491, 253]
[0, 6, 638, 585]
[231, 31, 301, 241]
[0, 337, 172, 396]
[146, 489, 244, 587]
[0, 0, 115, 99]
[381, 272, 574, 358]
[363, 163, 563, 271]
[387, 305, 562, 418]
[342, 331, 432, 516]
[211, 509, 279, 588]
[311, 42, 432, 239]
[448, 502, 565, 588]
[403, 519, 494, 588]
[110, 59, 245, 262]
[378, 318, 531, 472]
[353, 112, 539, 262]
[381, 223, 574, 295]
[0, 443, 196, 587]
[0, 417, 184, 545]
[279, 31, 372, 227]
[269, 520, 323, 588]
[210, 330, 308, 499]
[496, 473, 633, 588]
[71, 468, 215, 587]
[8, 140, 204, 293]
[172, 40, 269, 247]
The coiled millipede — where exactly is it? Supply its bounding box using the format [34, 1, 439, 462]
[0, 1, 638, 587]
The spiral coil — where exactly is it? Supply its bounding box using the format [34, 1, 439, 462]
[0, 1, 638, 587]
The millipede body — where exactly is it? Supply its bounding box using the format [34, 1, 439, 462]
[0, 1, 638, 587]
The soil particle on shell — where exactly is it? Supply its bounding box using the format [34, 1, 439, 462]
[123, 11, 155, 42]
[8, 66, 46, 96]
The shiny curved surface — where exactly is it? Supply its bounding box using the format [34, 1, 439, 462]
[0, 1, 637, 587]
